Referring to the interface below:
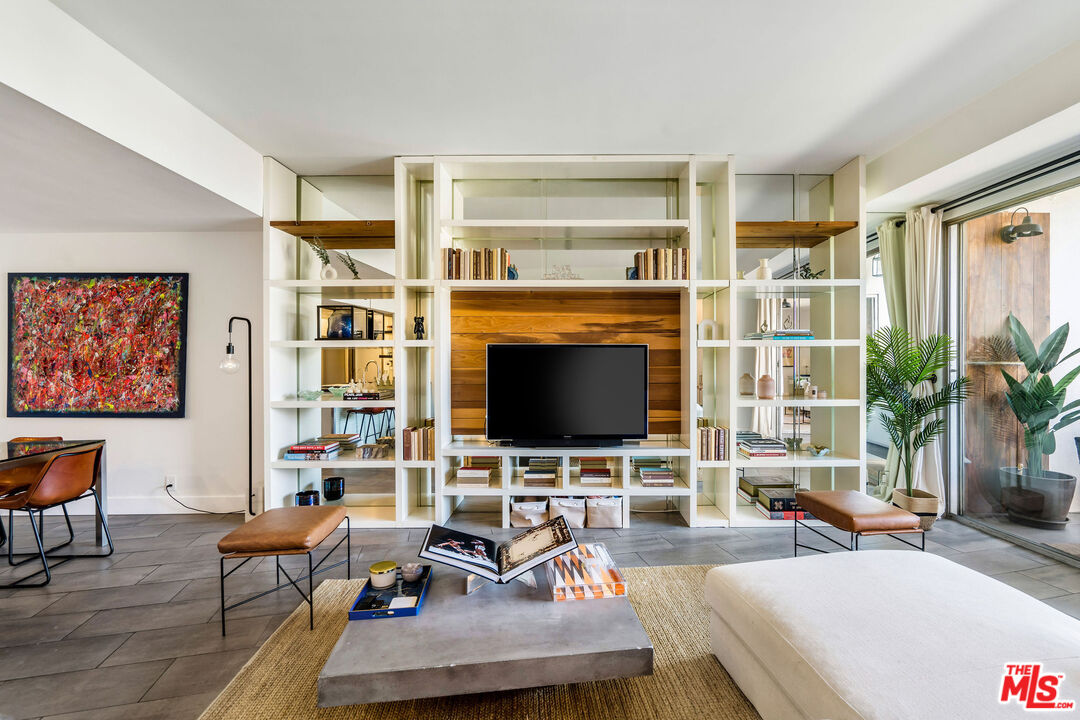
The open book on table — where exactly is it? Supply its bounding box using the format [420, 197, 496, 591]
[419, 515, 577, 584]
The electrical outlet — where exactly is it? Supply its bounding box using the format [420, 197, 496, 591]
[165, 475, 176, 489]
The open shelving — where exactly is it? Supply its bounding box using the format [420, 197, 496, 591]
[260, 154, 865, 529]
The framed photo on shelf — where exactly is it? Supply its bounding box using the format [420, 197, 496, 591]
[317, 305, 359, 340]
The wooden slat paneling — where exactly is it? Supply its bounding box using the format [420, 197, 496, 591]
[449, 290, 683, 436]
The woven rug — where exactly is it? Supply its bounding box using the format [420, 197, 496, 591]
[199, 565, 759, 720]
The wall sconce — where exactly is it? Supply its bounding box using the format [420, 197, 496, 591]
[1001, 207, 1044, 243]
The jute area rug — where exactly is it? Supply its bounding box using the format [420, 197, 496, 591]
[199, 564, 759, 720]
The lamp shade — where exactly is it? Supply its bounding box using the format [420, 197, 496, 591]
[1014, 214, 1043, 237]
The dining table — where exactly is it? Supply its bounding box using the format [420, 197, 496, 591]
[1, 439, 109, 546]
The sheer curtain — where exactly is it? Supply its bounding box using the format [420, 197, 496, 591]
[872, 208, 945, 512]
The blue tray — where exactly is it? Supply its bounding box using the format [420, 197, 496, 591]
[348, 566, 432, 620]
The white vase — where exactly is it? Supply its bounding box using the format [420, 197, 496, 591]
[698, 319, 721, 341]
[757, 258, 772, 280]
[321, 264, 338, 280]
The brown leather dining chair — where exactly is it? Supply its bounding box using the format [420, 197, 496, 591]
[0, 437, 64, 549]
[1, 443, 114, 587]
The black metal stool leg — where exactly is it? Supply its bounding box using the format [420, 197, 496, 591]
[220, 556, 227, 636]
[308, 552, 314, 630]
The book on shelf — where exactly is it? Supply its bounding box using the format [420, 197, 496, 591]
[343, 391, 394, 401]
[288, 440, 339, 453]
[764, 330, 815, 340]
[757, 487, 799, 512]
[639, 467, 675, 487]
[754, 504, 814, 521]
[737, 475, 793, 500]
[633, 247, 688, 281]
[698, 425, 728, 461]
[465, 456, 501, 470]
[283, 450, 341, 461]
[455, 467, 492, 488]
[419, 516, 577, 584]
[318, 433, 360, 452]
[442, 247, 510, 280]
[737, 435, 787, 458]
[402, 423, 436, 461]
[545, 543, 626, 601]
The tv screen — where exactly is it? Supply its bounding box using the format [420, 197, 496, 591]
[486, 344, 648, 445]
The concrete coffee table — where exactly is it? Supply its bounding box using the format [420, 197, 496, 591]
[318, 566, 654, 706]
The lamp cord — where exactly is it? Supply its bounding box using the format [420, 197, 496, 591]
[165, 484, 243, 515]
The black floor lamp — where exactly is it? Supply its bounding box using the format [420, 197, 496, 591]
[220, 316, 255, 515]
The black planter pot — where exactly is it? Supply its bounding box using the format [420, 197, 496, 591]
[999, 467, 1076, 530]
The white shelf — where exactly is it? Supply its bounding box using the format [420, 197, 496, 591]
[734, 339, 860, 348]
[270, 340, 394, 349]
[270, 398, 397, 409]
[443, 479, 504, 495]
[694, 502, 730, 527]
[403, 506, 436, 527]
[568, 479, 626, 494]
[444, 218, 689, 240]
[695, 279, 730, 290]
[734, 396, 860, 407]
[401, 340, 433, 347]
[268, 279, 396, 292]
[735, 450, 861, 468]
[697, 340, 730, 348]
[442, 279, 688, 291]
[401, 460, 435, 469]
[343, 506, 398, 527]
[629, 476, 692, 496]
[442, 440, 691, 457]
[402, 279, 436, 288]
[697, 460, 730, 468]
[271, 453, 396, 469]
[733, 279, 861, 298]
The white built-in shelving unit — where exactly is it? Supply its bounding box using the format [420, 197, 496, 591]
[261, 155, 866, 528]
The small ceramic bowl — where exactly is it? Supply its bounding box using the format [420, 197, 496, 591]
[297, 389, 323, 401]
[329, 386, 347, 399]
[401, 562, 423, 582]
[807, 444, 831, 457]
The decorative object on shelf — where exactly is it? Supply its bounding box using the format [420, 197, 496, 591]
[412, 315, 426, 340]
[806, 385, 818, 399]
[1000, 206, 1044, 244]
[783, 316, 793, 330]
[757, 258, 772, 280]
[542, 264, 582, 280]
[756, 374, 776, 400]
[362, 360, 380, 392]
[806, 444, 831, 457]
[358, 443, 387, 459]
[760, 320, 769, 334]
[798, 264, 826, 280]
[297, 389, 323, 401]
[626, 266, 638, 280]
[442, 247, 510, 280]
[997, 313, 1079, 529]
[698, 319, 721, 341]
[784, 437, 803, 451]
[507, 264, 519, 280]
[866, 326, 969, 530]
[218, 317, 252, 513]
[348, 565, 432, 620]
[322, 477, 345, 503]
[306, 239, 338, 280]
[328, 386, 347, 399]
[369, 560, 398, 590]
[401, 562, 424, 583]
[336, 250, 361, 279]
[295, 489, 320, 506]
[818, 390, 828, 399]
[546, 543, 625, 600]
[317, 305, 356, 340]
[738, 373, 756, 396]
[633, 248, 688, 280]
[377, 435, 395, 450]
[8, 273, 188, 418]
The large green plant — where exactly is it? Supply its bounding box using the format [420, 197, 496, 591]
[867, 327, 969, 497]
[1002, 313, 1080, 476]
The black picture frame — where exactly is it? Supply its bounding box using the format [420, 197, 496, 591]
[7, 272, 189, 418]
[317, 305, 359, 340]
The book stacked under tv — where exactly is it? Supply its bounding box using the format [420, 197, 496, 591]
[456, 465, 492, 488]
[737, 432, 787, 459]
[402, 420, 435, 461]
[633, 247, 688, 280]
[441, 247, 510, 280]
[578, 457, 613, 486]
[633, 458, 674, 487]
[524, 457, 559, 487]
[698, 424, 728, 461]
[283, 440, 340, 461]
[419, 516, 577, 584]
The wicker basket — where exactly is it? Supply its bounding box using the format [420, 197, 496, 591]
[891, 488, 939, 530]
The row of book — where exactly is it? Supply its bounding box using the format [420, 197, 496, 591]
[283, 439, 340, 461]
[698, 425, 728, 461]
[736, 431, 786, 459]
[736, 475, 816, 521]
[525, 457, 559, 487]
[634, 247, 689, 280]
[742, 330, 816, 340]
[631, 457, 675, 487]
[401, 420, 435, 461]
[456, 456, 500, 488]
[441, 248, 510, 280]
[579, 457, 612, 487]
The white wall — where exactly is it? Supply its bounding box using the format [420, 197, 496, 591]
[0, 231, 262, 514]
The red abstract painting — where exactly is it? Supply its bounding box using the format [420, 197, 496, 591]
[8, 274, 188, 417]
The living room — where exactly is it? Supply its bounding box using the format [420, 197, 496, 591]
[2, 1, 1080, 718]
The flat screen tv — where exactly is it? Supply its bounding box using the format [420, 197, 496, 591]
[486, 343, 648, 446]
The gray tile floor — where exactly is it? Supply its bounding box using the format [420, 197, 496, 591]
[1, 511, 1080, 719]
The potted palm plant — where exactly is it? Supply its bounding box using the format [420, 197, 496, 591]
[1000, 314, 1080, 529]
[867, 327, 969, 529]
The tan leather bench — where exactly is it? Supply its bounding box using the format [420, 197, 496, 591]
[794, 490, 924, 555]
[217, 506, 350, 635]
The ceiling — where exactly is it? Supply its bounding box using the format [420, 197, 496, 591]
[50, 0, 1080, 177]
[0, 83, 260, 233]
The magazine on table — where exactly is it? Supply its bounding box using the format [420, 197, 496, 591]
[419, 515, 577, 583]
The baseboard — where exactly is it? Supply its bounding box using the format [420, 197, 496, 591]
[29, 494, 246, 516]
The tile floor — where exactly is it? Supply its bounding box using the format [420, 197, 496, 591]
[1, 511, 1079, 719]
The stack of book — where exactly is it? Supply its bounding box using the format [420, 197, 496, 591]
[402, 420, 435, 461]
[639, 467, 676, 487]
[698, 424, 728, 461]
[736, 475, 792, 504]
[283, 440, 340, 461]
[524, 457, 559, 487]
[633, 247, 689, 280]
[317, 433, 360, 454]
[754, 486, 814, 520]
[742, 329, 816, 341]
[441, 248, 510, 280]
[736, 432, 787, 459]
[456, 465, 492, 488]
[343, 390, 394, 401]
[464, 456, 501, 474]
[578, 457, 613, 487]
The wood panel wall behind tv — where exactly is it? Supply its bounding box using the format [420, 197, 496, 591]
[449, 290, 682, 436]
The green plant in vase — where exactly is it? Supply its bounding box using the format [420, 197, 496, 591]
[866, 326, 969, 529]
[999, 313, 1080, 529]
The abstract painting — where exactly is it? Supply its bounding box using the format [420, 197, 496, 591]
[8, 273, 188, 417]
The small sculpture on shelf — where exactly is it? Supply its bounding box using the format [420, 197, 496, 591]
[413, 315, 426, 340]
[798, 264, 826, 280]
[698, 319, 721, 341]
[542, 264, 582, 280]
[507, 264, 519, 280]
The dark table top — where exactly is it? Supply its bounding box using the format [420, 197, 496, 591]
[0, 440, 105, 463]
